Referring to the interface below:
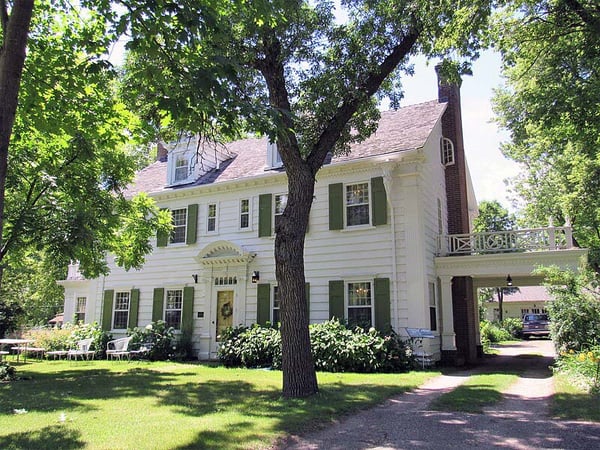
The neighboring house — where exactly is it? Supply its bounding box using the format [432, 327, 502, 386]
[59, 68, 584, 365]
[484, 286, 552, 322]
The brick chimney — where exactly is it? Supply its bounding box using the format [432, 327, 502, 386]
[436, 63, 478, 365]
[436, 64, 470, 234]
[157, 142, 168, 162]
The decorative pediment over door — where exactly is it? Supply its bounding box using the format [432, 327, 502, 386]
[196, 240, 255, 266]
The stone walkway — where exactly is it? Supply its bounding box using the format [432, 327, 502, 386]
[279, 340, 600, 449]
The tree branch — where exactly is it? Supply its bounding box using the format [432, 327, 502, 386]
[306, 25, 421, 174]
[563, 0, 600, 35]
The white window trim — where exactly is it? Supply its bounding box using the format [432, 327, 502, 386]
[239, 198, 252, 231]
[266, 142, 283, 169]
[344, 181, 372, 229]
[440, 136, 455, 166]
[273, 193, 288, 233]
[272, 285, 280, 324]
[344, 279, 374, 327]
[170, 207, 188, 245]
[75, 296, 86, 323]
[206, 202, 219, 234]
[112, 291, 131, 331]
[164, 288, 184, 331]
[168, 150, 194, 186]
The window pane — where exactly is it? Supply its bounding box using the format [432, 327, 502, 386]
[113, 311, 128, 329]
[166, 290, 182, 309]
[170, 208, 187, 243]
[165, 310, 182, 329]
[174, 156, 189, 181]
[240, 199, 249, 228]
[346, 183, 369, 226]
[348, 282, 371, 306]
[275, 194, 287, 214]
[348, 307, 372, 328]
[240, 214, 249, 229]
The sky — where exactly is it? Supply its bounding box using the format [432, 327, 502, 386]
[399, 51, 521, 210]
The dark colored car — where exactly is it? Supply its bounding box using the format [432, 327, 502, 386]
[522, 313, 550, 339]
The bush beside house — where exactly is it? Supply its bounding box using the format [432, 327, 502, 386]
[218, 320, 415, 373]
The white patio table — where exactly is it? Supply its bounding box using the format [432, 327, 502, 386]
[0, 338, 35, 362]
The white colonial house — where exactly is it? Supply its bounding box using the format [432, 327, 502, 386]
[59, 70, 586, 365]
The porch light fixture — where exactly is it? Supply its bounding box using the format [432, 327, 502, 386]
[251, 271, 260, 283]
[506, 275, 513, 286]
[192, 274, 198, 284]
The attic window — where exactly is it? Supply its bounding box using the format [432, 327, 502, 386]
[174, 155, 189, 182]
[440, 137, 455, 166]
[267, 142, 283, 169]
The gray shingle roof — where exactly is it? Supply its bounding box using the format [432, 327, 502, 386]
[125, 100, 446, 197]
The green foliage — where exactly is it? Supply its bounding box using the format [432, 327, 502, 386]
[472, 200, 516, 233]
[492, 1, 600, 269]
[539, 267, 600, 353]
[128, 320, 177, 361]
[218, 320, 415, 373]
[480, 320, 512, 351]
[0, 362, 17, 382]
[0, 298, 23, 338]
[23, 322, 111, 357]
[555, 346, 600, 394]
[500, 317, 523, 338]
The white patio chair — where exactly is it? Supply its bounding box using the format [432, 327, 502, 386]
[106, 337, 133, 360]
[67, 338, 95, 360]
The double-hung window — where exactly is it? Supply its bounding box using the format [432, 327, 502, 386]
[113, 292, 130, 329]
[347, 281, 373, 328]
[75, 297, 86, 323]
[174, 155, 189, 182]
[274, 194, 287, 230]
[207, 203, 217, 233]
[240, 199, 250, 230]
[345, 183, 370, 226]
[170, 208, 187, 244]
[272, 286, 281, 324]
[165, 289, 183, 330]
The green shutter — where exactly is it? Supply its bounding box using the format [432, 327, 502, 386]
[128, 289, 140, 329]
[182, 286, 194, 334]
[152, 288, 164, 323]
[186, 204, 198, 244]
[374, 277, 391, 332]
[258, 194, 272, 237]
[305, 282, 310, 319]
[371, 176, 387, 226]
[328, 183, 344, 230]
[102, 290, 114, 331]
[257, 283, 271, 325]
[329, 280, 344, 321]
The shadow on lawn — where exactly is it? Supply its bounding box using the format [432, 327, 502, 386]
[0, 366, 192, 414]
[0, 425, 85, 450]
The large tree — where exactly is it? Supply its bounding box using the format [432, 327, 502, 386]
[114, 0, 494, 397]
[0, 0, 171, 295]
[492, 0, 600, 270]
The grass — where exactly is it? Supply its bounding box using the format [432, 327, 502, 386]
[551, 372, 600, 422]
[0, 359, 438, 449]
[430, 373, 519, 413]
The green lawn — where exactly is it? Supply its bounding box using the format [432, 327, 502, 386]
[430, 373, 519, 413]
[551, 372, 600, 422]
[0, 360, 437, 449]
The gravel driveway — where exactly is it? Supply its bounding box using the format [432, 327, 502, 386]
[279, 340, 600, 450]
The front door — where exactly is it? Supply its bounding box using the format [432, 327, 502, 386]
[216, 290, 234, 341]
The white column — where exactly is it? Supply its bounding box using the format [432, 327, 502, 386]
[439, 276, 456, 351]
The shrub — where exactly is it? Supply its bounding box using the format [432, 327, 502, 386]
[480, 320, 511, 351]
[128, 320, 177, 361]
[218, 319, 414, 373]
[554, 346, 600, 393]
[500, 318, 523, 338]
[23, 322, 111, 357]
[0, 361, 17, 381]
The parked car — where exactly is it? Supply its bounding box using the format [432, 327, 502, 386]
[521, 313, 550, 339]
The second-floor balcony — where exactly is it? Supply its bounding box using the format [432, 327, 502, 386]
[437, 226, 575, 256]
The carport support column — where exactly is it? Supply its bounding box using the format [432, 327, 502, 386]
[452, 276, 478, 365]
[439, 276, 456, 353]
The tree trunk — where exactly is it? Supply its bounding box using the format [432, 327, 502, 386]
[497, 287, 504, 322]
[276, 164, 318, 398]
[0, 0, 35, 286]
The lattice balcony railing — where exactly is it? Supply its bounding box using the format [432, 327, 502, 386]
[437, 227, 574, 256]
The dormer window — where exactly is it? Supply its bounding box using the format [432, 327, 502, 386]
[267, 141, 283, 169]
[440, 137, 455, 166]
[174, 155, 189, 182]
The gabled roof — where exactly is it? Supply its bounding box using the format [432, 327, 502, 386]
[491, 286, 553, 303]
[125, 100, 446, 197]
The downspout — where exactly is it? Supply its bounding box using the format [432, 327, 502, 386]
[382, 165, 398, 331]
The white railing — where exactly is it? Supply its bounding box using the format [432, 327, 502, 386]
[66, 262, 85, 280]
[438, 226, 574, 256]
